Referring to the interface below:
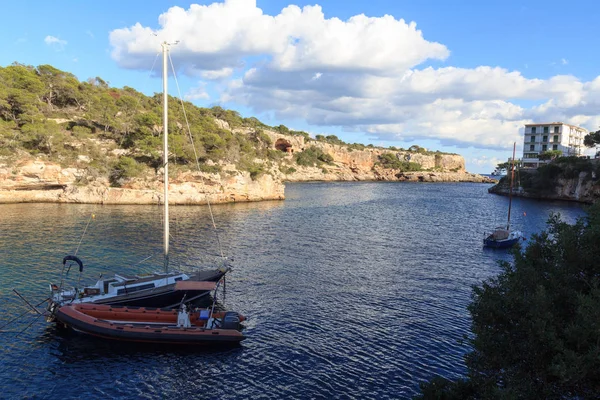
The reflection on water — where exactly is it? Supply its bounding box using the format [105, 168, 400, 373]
[0, 182, 587, 398]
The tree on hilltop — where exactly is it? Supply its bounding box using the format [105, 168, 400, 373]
[583, 129, 600, 148]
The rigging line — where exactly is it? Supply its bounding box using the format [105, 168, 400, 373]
[16, 312, 46, 337]
[168, 52, 225, 260]
[118, 52, 161, 147]
[0, 297, 51, 331]
[132, 253, 156, 267]
[74, 213, 94, 256]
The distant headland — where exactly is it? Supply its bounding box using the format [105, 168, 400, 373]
[0, 63, 493, 205]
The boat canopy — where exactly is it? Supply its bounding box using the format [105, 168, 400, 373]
[491, 229, 510, 240]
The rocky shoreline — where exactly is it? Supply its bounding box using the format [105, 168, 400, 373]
[0, 159, 494, 205]
[0, 124, 496, 205]
[488, 172, 600, 204]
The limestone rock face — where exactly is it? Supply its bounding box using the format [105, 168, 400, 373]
[0, 124, 491, 204]
[0, 160, 284, 205]
[488, 171, 600, 204]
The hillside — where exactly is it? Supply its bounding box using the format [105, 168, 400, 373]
[0, 63, 492, 204]
[488, 157, 600, 203]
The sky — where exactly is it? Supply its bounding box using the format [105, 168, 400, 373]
[2, 0, 600, 173]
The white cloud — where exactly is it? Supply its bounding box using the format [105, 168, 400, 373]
[109, 0, 448, 74]
[185, 82, 210, 100]
[109, 0, 600, 152]
[469, 155, 506, 170]
[44, 35, 67, 50]
[561, 58, 568, 65]
[199, 67, 233, 80]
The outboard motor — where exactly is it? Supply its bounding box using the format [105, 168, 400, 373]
[221, 311, 241, 330]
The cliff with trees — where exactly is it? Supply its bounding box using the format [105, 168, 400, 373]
[489, 133, 600, 204]
[0, 63, 491, 204]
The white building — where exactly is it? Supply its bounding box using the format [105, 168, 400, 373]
[521, 122, 587, 168]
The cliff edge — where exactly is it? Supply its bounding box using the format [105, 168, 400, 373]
[0, 122, 493, 205]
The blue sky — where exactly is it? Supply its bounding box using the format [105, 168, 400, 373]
[2, 0, 599, 173]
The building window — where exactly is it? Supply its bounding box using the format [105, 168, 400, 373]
[542, 144, 547, 151]
[543, 135, 548, 142]
[543, 126, 549, 133]
[531, 127, 536, 133]
[530, 136, 535, 143]
[553, 144, 558, 150]
[553, 135, 559, 143]
[530, 144, 535, 151]
[554, 126, 559, 133]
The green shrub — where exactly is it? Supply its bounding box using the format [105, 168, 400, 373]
[279, 166, 296, 174]
[417, 204, 600, 397]
[237, 155, 265, 180]
[377, 153, 422, 171]
[71, 125, 92, 139]
[294, 146, 334, 167]
[110, 156, 144, 186]
[198, 164, 222, 174]
[267, 149, 285, 161]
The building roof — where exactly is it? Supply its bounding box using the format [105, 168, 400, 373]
[524, 122, 587, 131]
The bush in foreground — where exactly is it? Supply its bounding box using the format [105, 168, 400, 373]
[416, 203, 600, 399]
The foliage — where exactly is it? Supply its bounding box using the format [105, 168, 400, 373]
[315, 134, 344, 145]
[294, 146, 334, 167]
[289, 130, 310, 140]
[377, 153, 422, 171]
[519, 156, 594, 195]
[279, 165, 296, 175]
[197, 163, 222, 174]
[583, 129, 600, 147]
[416, 203, 600, 398]
[237, 155, 265, 180]
[109, 156, 144, 186]
[71, 125, 92, 139]
[538, 150, 563, 160]
[0, 62, 459, 182]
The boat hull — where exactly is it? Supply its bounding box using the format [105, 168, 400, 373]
[54, 304, 245, 345]
[55, 268, 227, 309]
[483, 237, 521, 248]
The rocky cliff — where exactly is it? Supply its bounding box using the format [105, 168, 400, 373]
[0, 122, 493, 205]
[0, 159, 284, 204]
[488, 169, 600, 204]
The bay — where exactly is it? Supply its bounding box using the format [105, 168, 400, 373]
[0, 182, 587, 399]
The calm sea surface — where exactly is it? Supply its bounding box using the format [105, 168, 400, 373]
[0, 182, 587, 399]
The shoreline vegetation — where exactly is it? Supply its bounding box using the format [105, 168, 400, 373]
[416, 203, 600, 398]
[0, 63, 493, 205]
[488, 156, 600, 204]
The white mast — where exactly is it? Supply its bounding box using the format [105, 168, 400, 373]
[162, 42, 169, 272]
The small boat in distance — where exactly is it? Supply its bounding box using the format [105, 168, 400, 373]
[484, 142, 524, 249]
[48, 41, 228, 309]
[51, 281, 246, 345]
[490, 167, 507, 176]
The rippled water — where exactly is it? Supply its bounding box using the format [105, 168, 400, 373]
[0, 182, 587, 399]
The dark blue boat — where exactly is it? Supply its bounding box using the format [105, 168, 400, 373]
[484, 142, 524, 249]
[483, 227, 523, 248]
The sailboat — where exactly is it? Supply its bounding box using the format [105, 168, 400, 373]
[483, 142, 524, 248]
[48, 42, 229, 310]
